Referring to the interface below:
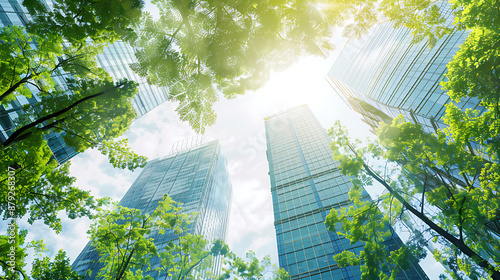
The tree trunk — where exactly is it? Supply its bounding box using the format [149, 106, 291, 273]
[116, 247, 135, 280]
[179, 253, 210, 280]
[363, 163, 500, 280]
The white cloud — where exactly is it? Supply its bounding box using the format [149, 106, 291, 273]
[248, 236, 274, 255]
[226, 179, 274, 246]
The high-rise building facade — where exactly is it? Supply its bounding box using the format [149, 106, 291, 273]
[264, 105, 428, 280]
[326, 2, 476, 134]
[95, 41, 169, 119]
[0, 0, 169, 163]
[72, 140, 232, 279]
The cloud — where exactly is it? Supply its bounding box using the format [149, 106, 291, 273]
[227, 179, 274, 245]
[248, 236, 274, 255]
[69, 149, 140, 201]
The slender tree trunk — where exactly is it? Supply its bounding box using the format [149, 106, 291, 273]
[363, 163, 500, 279]
[1, 82, 126, 148]
[116, 247, 135, 280]
[179, 253, 210, 280]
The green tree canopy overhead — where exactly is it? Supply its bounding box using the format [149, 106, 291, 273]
[0, 24, 147, 171]
[23, 0, 144, 45]
[0, 24, 148, 233]
[0, 71, 148, 231]
[0, 25, 106, 106]
[130, 0, 339, 132]
[0, 0, 152, 241]
[0, 133, 107, 233]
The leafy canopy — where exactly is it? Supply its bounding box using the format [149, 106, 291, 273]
[87, 195, 229, 279]
[130, 0, 339, 132]
[327, 119, 500, 279]
[0, 24, 148, 234]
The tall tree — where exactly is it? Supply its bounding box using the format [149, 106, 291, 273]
[87, 195, 229, 279]
[87, 195, 288, 280]
[326, 119, 500, 279]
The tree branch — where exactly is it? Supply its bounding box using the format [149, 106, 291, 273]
[2, 81, 126, 148]
[179, 253, 210, 280]
[0, 259, 27, 279]
[0, 76, 31, 103]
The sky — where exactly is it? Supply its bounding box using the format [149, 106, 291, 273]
[18, 41, 447, 278]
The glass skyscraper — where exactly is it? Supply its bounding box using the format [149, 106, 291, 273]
[326, 2, 477, 134]
[265, 105, 428, 279]
[72, 140, 232, 279]
[0, 0, 169, 163]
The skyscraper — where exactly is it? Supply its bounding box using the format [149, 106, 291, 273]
[264, 105, 428, 279]
[72, 139, 232, 279]
[0, 0, 169, 163]
[326, 2, 476, 134]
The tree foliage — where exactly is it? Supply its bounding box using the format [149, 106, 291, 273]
[320, 0, 454, 45]
[219, 251, 290, 280]
[325, 0, 500, 278]
[0, 21, 147, 231]
[31, 249, 83, 280]
[1, 222, 86, 280]
[130, 0, 339, 132]
[23, 0, 144, 45]
[442, 0, 500, 163]
[0, 75, 147, 232]
[325, 182, 427, 280]
[0, 222, 29, 279]
[0, 25, 105, 106]
[0, 222, 60, 280]
[327, 119, 500, 279]
[0, 133, 108, 233]
[87, 195, 228, 279]
[85, 195, 287, 280]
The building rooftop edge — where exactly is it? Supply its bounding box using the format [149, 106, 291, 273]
[154, 139, 220, 161]
[263, 104, 309, 121]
